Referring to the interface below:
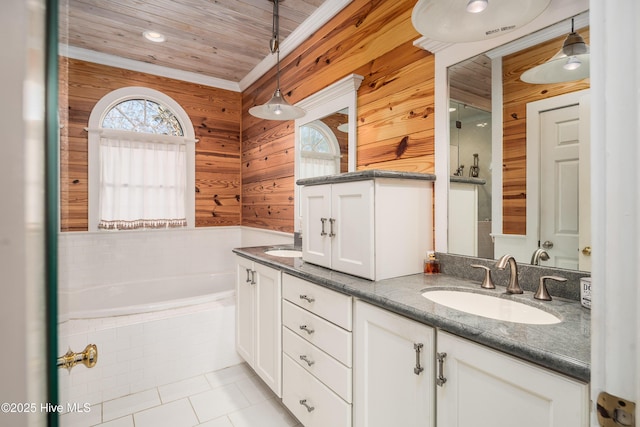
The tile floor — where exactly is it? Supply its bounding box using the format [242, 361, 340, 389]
[60, 363, 301, 427]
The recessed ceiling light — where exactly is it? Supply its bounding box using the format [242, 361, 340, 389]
[143, 31, 166, 43]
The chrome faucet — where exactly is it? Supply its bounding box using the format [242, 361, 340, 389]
[530, 248, 550, 265]
[496, 254, 523, 294]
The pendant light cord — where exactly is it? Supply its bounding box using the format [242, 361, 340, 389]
[271, 0, 281, 91]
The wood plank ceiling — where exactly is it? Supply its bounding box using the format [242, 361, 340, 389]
[59, 0, 326, 83]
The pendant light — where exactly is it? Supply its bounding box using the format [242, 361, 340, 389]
[520, 19, 590, 84]
[249, 0, 305, 121]
[411, 0, 551, 43]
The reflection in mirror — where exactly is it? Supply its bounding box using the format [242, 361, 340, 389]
[299, 109, 349, 180]
[446, 14, 591, 272]
[448, 53, 493, 259]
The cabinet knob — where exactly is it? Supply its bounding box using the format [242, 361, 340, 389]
[582, 246, 592, 256]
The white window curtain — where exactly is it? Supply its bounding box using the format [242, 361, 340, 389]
[98, 131, 187, 230]
[299, 153, 339, 179]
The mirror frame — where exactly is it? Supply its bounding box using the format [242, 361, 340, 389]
[413, 0, 589, 254]
[294, 73, 364, 229]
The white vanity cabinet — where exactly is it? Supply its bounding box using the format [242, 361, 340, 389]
[353, 300, 435, 427]
[235, 256, 282, 397]
[436, 331, 589, 427]
[281, 274, 353, 427]
[301, 177, 433, 280]
[353, 301, 589, 427]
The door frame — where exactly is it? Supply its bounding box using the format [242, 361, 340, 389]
[525, 89, 590, 265]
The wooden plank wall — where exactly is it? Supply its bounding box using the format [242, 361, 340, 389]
[59, 57, 242, 231]
[502, 29, 590, 235]
[242, 0, 435, 232]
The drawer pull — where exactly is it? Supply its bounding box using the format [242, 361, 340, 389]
[299, 324, 315, 335]
[413, 343, 424, 375]
[250, 270, 256, 285]
[299, 355, 315, 366]
[436, 352, 447, 386]
[299, 399, 315, 413]
[245, 268, 252, 283]
[299, 294, 315, 303]
[329, 218, 336, 237]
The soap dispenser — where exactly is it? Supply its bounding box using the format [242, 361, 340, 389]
[424, 251, 440, 274]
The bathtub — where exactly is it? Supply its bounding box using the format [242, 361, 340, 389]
[62, 272, 235, 319]
[57, 272, 243, 407]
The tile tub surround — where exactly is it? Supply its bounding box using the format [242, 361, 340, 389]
[233, 246, 591, 382]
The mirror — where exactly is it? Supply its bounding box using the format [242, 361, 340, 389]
[294, 74, 363, 225]
[445, 12, 591, 272]
[299, 109, 350, 179]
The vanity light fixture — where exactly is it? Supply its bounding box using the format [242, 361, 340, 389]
[143, 30, 166, 43]
[520, 18, 590, 84]
[411, 0, 551, 43]
[249, 0, 305, 121]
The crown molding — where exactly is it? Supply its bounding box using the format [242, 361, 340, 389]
[61, 45, 241, 92]
[413, 37, 454, 54]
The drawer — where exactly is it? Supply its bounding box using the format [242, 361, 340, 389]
[283, 274, 352, 331]
[283, 326, 352, 403]
[283, 354, 352, 427]
[283, 301, 352, 367]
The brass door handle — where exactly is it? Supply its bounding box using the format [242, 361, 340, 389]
[582, 246, 592, 256]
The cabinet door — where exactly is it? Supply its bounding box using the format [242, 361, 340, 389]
[254, 263, 282, 397]
[437, 331, 589, 427]
[354, 300, 435, 427]
[235, 256, 255, 365]
[302, 184, 332, 268]
[331, 181, 374, 279]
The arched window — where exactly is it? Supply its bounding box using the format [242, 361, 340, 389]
[299, 121, 340, 179]
[87, 87, 196, 231]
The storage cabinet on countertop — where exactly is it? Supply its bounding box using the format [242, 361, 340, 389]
[301, 177, 433, 280]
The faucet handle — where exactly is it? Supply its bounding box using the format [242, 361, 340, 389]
[534, 276, 567, 301]
[470, 264, 495, 289]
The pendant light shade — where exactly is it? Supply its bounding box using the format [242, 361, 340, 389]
[520, 20, 590, 84]
[249, 0, 305, 121]
[412, 0, 551, 43]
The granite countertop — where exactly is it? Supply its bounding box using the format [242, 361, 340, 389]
[296, 170, 436, 186]
[233, 246, 591, 383]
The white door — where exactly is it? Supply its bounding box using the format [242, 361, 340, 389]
[301, 184, 332, 268]
[354, 300, 435, 427]
[436, 331, 589, 427]
[577, 96, 591, 272]
[331, 181, 374, 279]
[235, 256, 255, 365]
[539, 104, 581, 269]
[254, 263, 282, 397]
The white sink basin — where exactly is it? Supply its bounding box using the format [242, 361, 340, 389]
[422, 289, 561, 325]
[264, 249, 303, 258]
